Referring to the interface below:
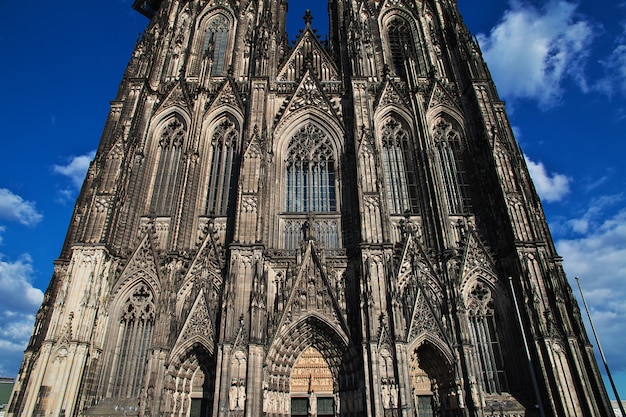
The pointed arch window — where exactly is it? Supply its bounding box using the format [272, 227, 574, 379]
[434, 119, 471, 214]
[467, 282, 507, 394]
[204, 15, 230, 76]
[207, 118, 239, 216]
[112, 284, 155, 398]
[381, 118, 420, 214]
[387, 17, 426, 79]
[285, 124, 337, 213]
[150, 117, 186, 215]
[283, 124, 339, 252]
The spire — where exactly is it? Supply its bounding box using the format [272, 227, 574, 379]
[304, 9, 313, 28]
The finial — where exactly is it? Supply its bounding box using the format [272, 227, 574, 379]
[304, 9, 313, 27]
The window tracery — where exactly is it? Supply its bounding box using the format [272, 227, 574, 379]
[381, 118, 420, 214]
[467, 282, 507, 394]
[204, 15, 230, 76]
[285, 124, 336, 213]
[282, 123, 339, 252]
[112, 284, 155, 398]
[433, 119, 471, 214]
[207, 118, 239, 216]
[387, 17, 426, 79]
[151, 117, 186, 215]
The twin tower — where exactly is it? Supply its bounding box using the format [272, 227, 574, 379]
[8, 0, 614, 416]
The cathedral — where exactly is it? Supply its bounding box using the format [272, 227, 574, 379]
[7, 0, 615, 416]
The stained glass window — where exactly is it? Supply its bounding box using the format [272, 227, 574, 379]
[467, 282, 507, 394]
[151, 117, 186, 215]
[285, 124, 336, 213]
[207, 118, 239, 216]
[204, 15, 230, 76]
[113, 284, 155, 398]
[381, 118, 420, 214]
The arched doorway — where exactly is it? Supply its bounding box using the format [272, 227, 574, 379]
[189, 365, 211, 417]
[163, 344, 215, 417]
[264, 315, 363, 416]
[290, 347, 335, 417]
[409, 342, 458, 417]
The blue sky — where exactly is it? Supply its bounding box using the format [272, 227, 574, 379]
[0, 0, 625, 402]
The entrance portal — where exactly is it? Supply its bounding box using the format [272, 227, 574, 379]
[290, 347, 335, 417]
[409, 342, 458, 417]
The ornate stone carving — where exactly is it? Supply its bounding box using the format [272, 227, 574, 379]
[158, 117, 186, 149]
[377, 81, 407, 108]
[241, 196, 257, 212]
[289, 74, 330, 113]
[178, 292, 214, 344]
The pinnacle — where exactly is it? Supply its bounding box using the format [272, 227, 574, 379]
[303, 9, 313, 27]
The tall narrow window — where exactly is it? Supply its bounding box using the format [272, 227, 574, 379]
[312, 220, 339, 252]
[207, 118, 239, 216]
[285, 124, 336, 213]
[151, 117, 186, 215]
[387, 17, 426, 79]
[204, 15, 230, 76]
[467, 282, 507, 394]
[113, 284, 155, 398]
[284, 220, 305, 253]
[381, 118, 419, 214]
[434, 119, 471, 214]
[282, 219, 339, 252]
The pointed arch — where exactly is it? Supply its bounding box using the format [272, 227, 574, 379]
[380, 11, 428, 79]
[375, 112, 421, 214]
[145, 112, 189, 216]
[264, 314, 363, 415]
[274, 106, 345, 156]
[176, 232, 223, 322]
[163, 343, 216, 417]
[458, 230, 498, 287]
[463, 278, 509, 394]
[111, 233, 161, 298]
[190, 8, 236, 77]
[105, 279, 157, 398]
[409, 333, 456, 367]
[199, 110, 243, 217]
[100, 139, 124, 193]
[273, 114, 344, 251]
[284, 123, 337, 213]
[276, 30, 340, 82]
[430, 113, 472, 214]
[171, 290, 216, 361]
[407, 338, 458, 416]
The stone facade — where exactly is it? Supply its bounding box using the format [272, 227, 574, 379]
[8, 0, 615, 416]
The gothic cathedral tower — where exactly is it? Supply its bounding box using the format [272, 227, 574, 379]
[8, 0, 614, 416]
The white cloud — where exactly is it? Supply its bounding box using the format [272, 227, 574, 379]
[566, 194, 624, 234]
[0, 253, 44, 377]
[53, 150, 96, 189]
[0, 254, 43, 314]
[556, 208, 626, 372]
[0, 188, 43, 226]
[525, 155, 571, 202]
[595, 24, 626, 97]
[477, 0, 594, 108]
